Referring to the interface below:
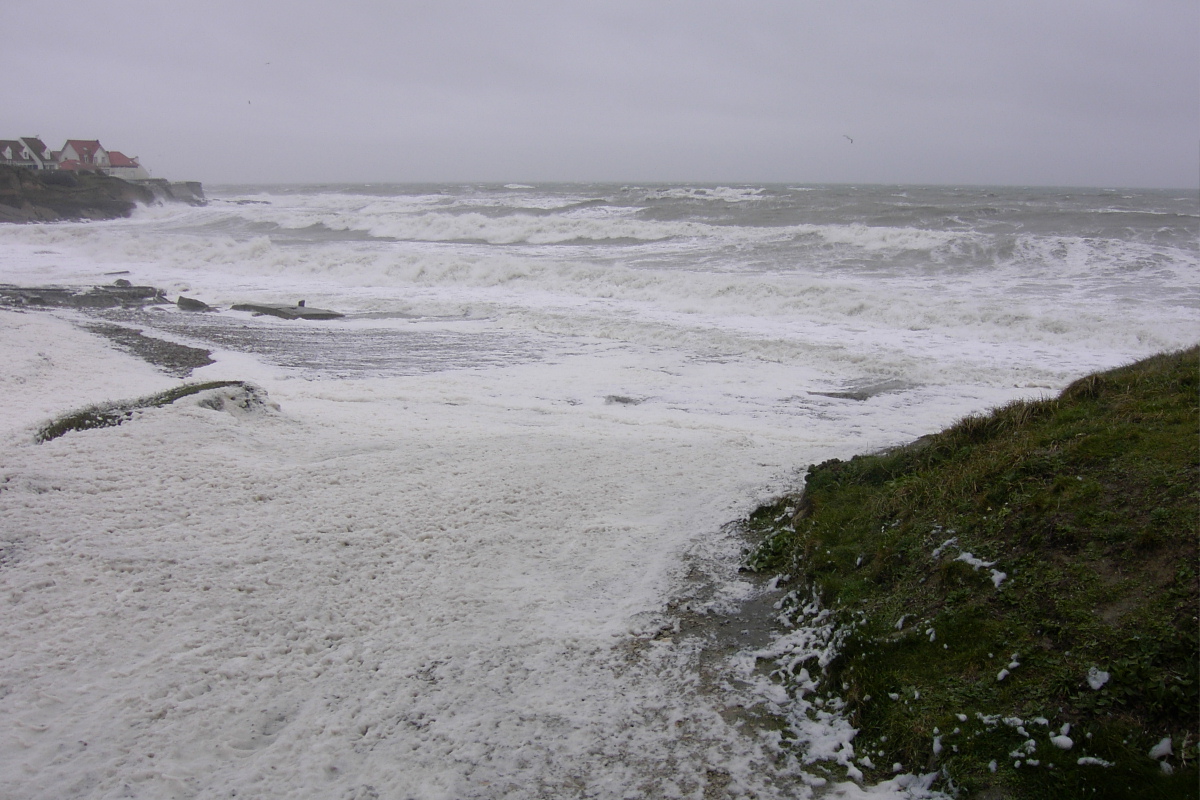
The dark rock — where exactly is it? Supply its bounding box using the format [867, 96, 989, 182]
[176, 296, 212, 312]
[72, 292, 121, 308]
[0, 282, 168, 309]
[131, 178, 206, 207]
[231, 302, 344, 320]
[0, 164, 154, 222]
[40, 171, 79, 188]
[0, 164, 206, 223]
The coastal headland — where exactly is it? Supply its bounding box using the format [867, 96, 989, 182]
[0, 164, 204, 222]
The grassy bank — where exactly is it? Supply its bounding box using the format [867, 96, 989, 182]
[746, 348, 1198, 798]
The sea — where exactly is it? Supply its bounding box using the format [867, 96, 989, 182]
[0, 183, 1196, 799]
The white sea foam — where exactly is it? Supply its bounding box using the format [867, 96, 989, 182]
[639, 185, 767, 203]
[1087, 666, 1111, 690]
[0, 310, 930, 798]
[1, 183, 1193, 798]
[5, 220, 1189, 383]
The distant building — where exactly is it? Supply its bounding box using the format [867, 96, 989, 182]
[2, 136, 153, 179]
[56, 139, 111, 171]
[0, 137, 57, 170]
[0, 140, 22, 166]
[21, 138, 56, 169]
[104, 150, 151, 180]
[56, 139, 151, 178]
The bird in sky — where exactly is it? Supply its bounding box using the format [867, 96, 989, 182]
[843, 135, 854, 144]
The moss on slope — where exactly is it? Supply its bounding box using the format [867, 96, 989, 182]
[748, 347, 1198, 798]
[35, 381, 264, 443]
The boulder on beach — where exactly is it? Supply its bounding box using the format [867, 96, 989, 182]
[177, 296, 212, 312]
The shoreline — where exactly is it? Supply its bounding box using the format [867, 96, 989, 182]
[0, 282, 214, 378]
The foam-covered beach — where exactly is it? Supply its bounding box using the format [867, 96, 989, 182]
[1, 184, 1196, 798]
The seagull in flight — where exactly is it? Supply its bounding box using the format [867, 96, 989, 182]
[843, 134, 854, 144]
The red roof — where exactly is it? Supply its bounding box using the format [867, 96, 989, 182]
[63, 139, 105, 164]
[107, 151, 139, 168]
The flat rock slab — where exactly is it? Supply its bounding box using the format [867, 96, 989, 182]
[0, 282, 167, 308]
[231, 303, 344, 320]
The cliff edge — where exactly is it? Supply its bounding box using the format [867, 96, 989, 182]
[0, 165, 204, 223]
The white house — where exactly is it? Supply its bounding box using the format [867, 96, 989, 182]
[0, 137, 57, 169]
[55, 139, 151, 179]
[57, 139, 111, 170]
[3, 136, 153, 179]
[105, 150, 151, 180]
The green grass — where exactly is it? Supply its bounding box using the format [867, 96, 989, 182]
[35, 380, 255, 442]
[747, 348, 1199, 798]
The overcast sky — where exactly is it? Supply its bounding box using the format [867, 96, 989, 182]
[4, 0, 1197, 187]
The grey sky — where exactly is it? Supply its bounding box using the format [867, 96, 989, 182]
[4, 0, 1197, 186]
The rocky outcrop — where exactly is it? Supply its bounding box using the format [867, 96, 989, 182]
[0, 165, 204, 223]
[132, 178, 206, 206]
[0, 280, 167, 308]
